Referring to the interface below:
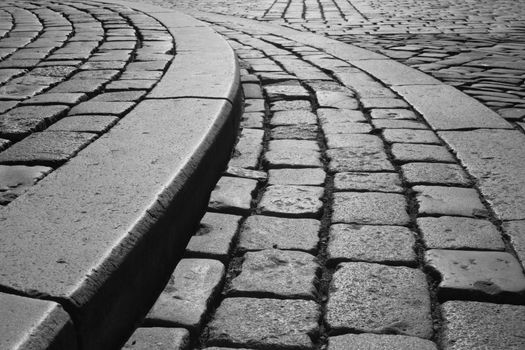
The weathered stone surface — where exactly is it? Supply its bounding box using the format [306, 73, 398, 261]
[207, 298, 320, 349]
[361, 98, 409, 109]
[229, 249, 318, 299]
[383, 129, 440, 144]
[244, 99, 265, 112]
[48, 79, 107, 94]
[258, 185, 324, 218]
[68, 101, 135, 117]
[318, 108, 366, 124]
[328, 334, 437, 350]
[238, 215, 320, 253]
[268, 168, 325, 186]
[271, 125, 318, 140]
[22, 92, 86, 105]
[264, 83, 309, 100]
[325, 133, 382, 149]
[334, 172, 402, 193]
[438, 130, 525, 220]
[240, 112, 264, 129]
[503, 220, 525, 266]
[242, 83, 264, 99]
[323, 122, 372, 134]
[123, 328, 189, 350]
[370, 108, 417, 120]
[402, 163, 470, 185]
[328, 224, 416, 265]
[391, 144, 455, 163]
[426, 250, 525, 300]
[46, 115, 119, 134]
[265, 140, 322, 168]
[441, 301, 525, 350]
[224, 166, 267, 180]
[0, 138, 10, 151]
[327, 146, 394, 172]
[316, 91, 358, 109]
[373, 119, 428, 130]
[270, 99, 311, 111]
[352, 59, 441, 86]
[0, 105, 69, 140]
[90, 91, 147, 102]
[414, 186, 488, 217]
[326, 262, 433, 338]
[186, 212, 242, 261]
[208, 177, 257, 215]
[0, 165, 52, 205]
[0, 292, 78, 349]
[418, 217, 504, 250]
[333, 192, 410, 225]
[146, 259, 224, 331]
[270, 110, 317, 126]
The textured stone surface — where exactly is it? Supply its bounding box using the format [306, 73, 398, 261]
[270, 99, 311, 111]
[265, 139, 322, 168]
[229, 249, 318, 299]
[208, 177, 258, 215]
[332, 192, 410, 225]
[240, 112, 264, 129]
[270, 110, 316, 126]
[146, 259, 224, 330]
[207, 298, 320, 349]
[391, 143, 455, 163]
[186, 212, 242, 261]
[426, 249, 525, 300]
[316, 91, 358, 109]
[383, 129, 440, 144]
[402, 163, 470, 185]
[327, 146, 394, 172]
[268, 168, 325, 186]
[322, 122, 372, 134]
[414, 186, 488, 217]
[271, 124, 318, 140]
[328, 334, 437, 350]
[228, 128, 264, 169]
[123, 328, 189, 350]
[46, 115, 119, 134]
[0, 105, 69, 140]
[0, 165, 52, 204]
[439, 130, 525, 220]
[326, 262, 432, 338]
[373, 119, 427, 130]
[503, 220, 525, 266]
[441, 301, 525, 350]
[318, 108, 366, 124]
[68, 101, 135, 116]
[258, 185, 324, 218]
[361, 98, 408, 109]
[224, 166, 267, 180]
[370, 109, 417, 120]
[418, 217, 504, 250]
[334, 172, 402, 193]
[238, 215, 320, 253]
[325, 133, 383, 149]
[328, 224, 416, 265]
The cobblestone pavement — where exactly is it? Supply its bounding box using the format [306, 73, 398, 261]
[0, 0, 173, 205]
[122, 5, 525, 349]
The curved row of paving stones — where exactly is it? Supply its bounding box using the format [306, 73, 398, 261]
[0, 0, 173, 205]
[123, 20, 525, 350]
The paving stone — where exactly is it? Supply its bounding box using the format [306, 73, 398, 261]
[328, 224, 416, 265]
[228, 128, 264, 169]
[68, 101, 135, 116]
[146, 259, 224, 331]
[21, 93, 87, 106]
[334, 172, 403, 193]
[316, 91, 359, 109]
[414, 186, 488, 217]
[323, 122, 372, 134]
[105, 79, 157, 91]
[0, 131, 96, 165]
[382, 129, 440, 144]
[327, 147, 394, 172]
[240, 112, 264, 129]
[370, 108, 418, 120]
[270, 99, 311, 111]
[440, 301, 525, 350]
[361, 98, 409, 109]
[503, 220, 525, 267]
[48, 79, 107, 94]
[46, 115, 119, 134]
[258, 185, 324, 218]
[498, 108, 525, 120]
[207, 297, 320, 349]
[418, 217, 504, 251]
[402, 163, 470, 185]
[224, 166, 267, 180]
[426, 249, 525, 300]
[123, 328, 189, 350]
[325, 133, 383, 149]
[332, 192, 410, 225]
[203, 348, 253, 350]
[243, 99, 265, 112]
[0, 101, 17, 114]
[0, 165, 52, 205]
[229, 249, 318, 299]
[438, 129, 525, 221]
[0, 105, 69, 140]
[186, 212, 242, 261]
[317, 108, 367, 124]
[238, 215, 320, 253]
[270, 110, 317, 126]
[208, 177, 257, 215]
[373, 119, 428, 129]
[265, 148, 322, 168]
[326, 262, 433, 338]
[0, 138, 10, 151]
[271, 125, 318, 140]
[264, 83, 310, 100]
[90, 91, 148, 102]
[242, 83, 264, 99]
[268, 168, 325, 186]
[328, 334, 438, 350]
[391, 143, 455, 163]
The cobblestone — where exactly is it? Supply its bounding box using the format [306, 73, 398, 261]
[268, 168, 325, 186]
[401, 163, 470, 186]
[413, 186, 489, 217]
[258, 185, 324, 218]
[382, 129, 441, 144]
[391, 143, 456, 163]
[333, 172, 403, 193]
[123, 328, 189, 350]
[208, 177, 258, 215]
[328, 334, 437, 350]
[503, 221, 525, 267]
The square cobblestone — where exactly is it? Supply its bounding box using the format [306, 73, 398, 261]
[326, 262, 433, 338]
[268, 168, 325, 186]
[0, 105, 69, 140]
[383, 129, 440, 144]
[271, 125, 318, 140]
[258, 185, 324, 218]
[414, 186, 488, 217]
[270, 110, 317, 126]
[325, 133, 383, 149]
[327, 147, 394, 172]
[334, 172, 403, 193]
[373, 119, 427, 130]
[328, 334, 437, 350]
[332, 192, 410, 225]
[318, 108, 367, 124]
[207, 297, 320, 349]
[322, 122, 372, 135]
[327, 224, 416, 265]
[402, 163, 470, 186]
[264, 83, 310, 101]
[361, 98, 409, 109]
[265, 140, 322, 168]
[270, 100, 311, 111]
[391, 144, 455, 163]
[68, 101, 135, 117]
[316, 91, 359, 109]
[240, 112, 264, 129]
[228, 249, 318, 299]
[228, 128, 264, 170]
[238, 215, 320, 253]
[208, 177, 258, 215]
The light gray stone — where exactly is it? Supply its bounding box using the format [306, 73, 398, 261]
[418, 217, 504, 250]
[0, 165, 52, 204]
[402, 163, 470, 185]
[426, 250, 525, 300]
[268, 168, 325, 186]
[146, 259, 224, 330]
[328, 224, 416, 265]
[240, 112, 264, 129]
[334, 172, 402, 193]
[316, 91, 358, 109]
[327, 147, 394, 172]
[318, 108, 366, 124]
[414, 186, 488, 217]
[332, 192, 410, 225]
[325, 133, 383, 149]
[207, 298, 320, 349]
[441, 301, 525, 350]
[383, 129, 440, 144]
[208, 177, 258, 215]
[228, 128, 264, 169]
[326, 262, 433, 338]
[46, 115, 119, 134]
[328, 334, 437, 350]
[224, 166, 267, 180]
[361, 98, 409, 109]
[323, 122, 372, 134]
[270, 110, 317, 126]
[373, 120, 428, 129]
[370, 109, 417, 120]
[503, 220, 525, 267]
[264, 83, 309, 100]
[270, 100, 311, 111]
[229, 249, 318, 299]
[238, 215, 320, 253]
[123, 328, 189, 350]
[271, 125, 318, 140]
[391, 144, 455, 163]
[258, 185, 324, 218]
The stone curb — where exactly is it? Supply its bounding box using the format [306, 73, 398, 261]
[0, 2, 240, 350]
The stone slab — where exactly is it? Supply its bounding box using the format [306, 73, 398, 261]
[270, 110, 317, 126]
[391, 143, 455, 163]
[207, 297, 320, 349]
[122, 328, 189, 350]
[238, 215, 320, 253]
[413, 186, 488, 217]
[503, 220, 525, 267]
[327, 147, 394, 172]
[318, 108, 366, 124]
[208, 176, 258, 215]
[325, 133, 383, 149]
[334, 172, 402, 193]
[370, 108, 417, 120]
[46, 115, 119, 134]
[326, 262, 433, 338]
[228, 128, 264, 170]
[271, 125, 318, 140]
[383, 129, 440, 144]
[268, 168, 325, 186]
[258, 185, 324, 218]
[352, 59, 441, 86]
[401, 163, 470, 186]
[328, 334, 437, 350]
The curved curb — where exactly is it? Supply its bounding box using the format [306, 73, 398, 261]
[0, 3, 240, 350]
